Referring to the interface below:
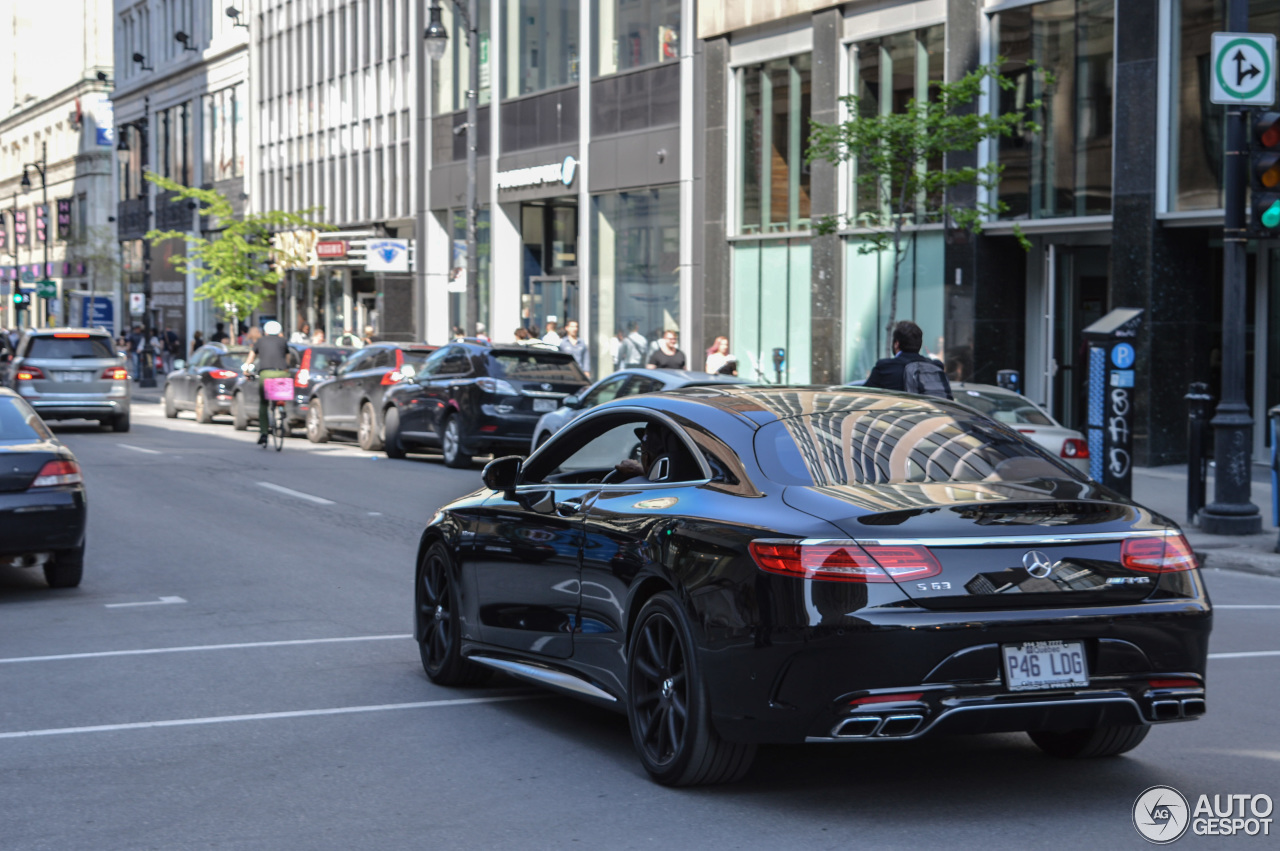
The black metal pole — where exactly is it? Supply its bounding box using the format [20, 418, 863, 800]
[39, 142, 49, 328]
[464, 0, 479, 339]
[139, 96, 156, 387]
[1202, 0, 1264, 534]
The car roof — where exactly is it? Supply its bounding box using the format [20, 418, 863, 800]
[25, 327, 111, 337]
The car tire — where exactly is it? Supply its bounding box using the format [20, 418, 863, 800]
[415, 542, 489, 686]
[44, 543, 84, 589]
[232, 392, 249, 430]
[1028, 724, 1151, 758]
[384, 407, 406, 459]
[626, 592, 757, 786]
[111, 412, 130, 433]
[306, 400, 329, 443]
[358, 401, 384, 452]
[441, 416, 471, 469]
[163, 386, 178, 418]
[195, 388, 213, 424]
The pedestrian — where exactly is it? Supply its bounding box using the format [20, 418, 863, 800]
[705, 335, 737, 376]
[190, 329, 204, 355]
[646, 329, 686, 370]
[336, 327, 362, 347]
[541, 316, 561, 346]
[246, 325, 262, 347]
[624, 322, 648, 368]
[514, 327, 533, 344]
[312, 328, 327, 344]
[862, 320, 954, 400]
[452, 325, 466, 341]
[211, 322, 229, 344]
[127, 325, 144, 378]
[290, 321, 311, 345]
[475, 322, 489, 344]
[363, 325, 377, 345]
[162, 326, 179, 373]
[558, 319, 589, 379]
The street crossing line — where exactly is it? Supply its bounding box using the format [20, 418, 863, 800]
[256, 481, 335, 505]
[116, 443, 162, 455]
[1208, 650, 1280, 659]
[0, 694, 538, 740]
[1215, 605, 1280, 609]
[0, 634, 413, 665]
[104, 596, 187, 609]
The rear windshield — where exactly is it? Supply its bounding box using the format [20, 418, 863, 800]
[0, 396, 52, 443]
[755, 401, 1075, 486]
[957, 389, 1054, 427]
[25, 335, 115, 360]
[219, 353, 246, 371]
[402, 349, 435, 367]
[307, 349, 349, 372]
[489, 351, 586, 383]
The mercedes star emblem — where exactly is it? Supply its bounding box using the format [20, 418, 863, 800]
[1022, 550, 1054, 579]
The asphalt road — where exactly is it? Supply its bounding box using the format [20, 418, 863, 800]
[2, 399, 1278, 850]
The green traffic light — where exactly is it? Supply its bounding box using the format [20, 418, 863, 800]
[1265, 200, 1280, 229]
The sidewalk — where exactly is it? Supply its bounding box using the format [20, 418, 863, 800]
[131, 375, 167, 404]
[1133, 463, 1280, 578]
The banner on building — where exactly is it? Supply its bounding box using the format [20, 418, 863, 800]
[365, 238, 410, 273]
[90, 93, 115, 147]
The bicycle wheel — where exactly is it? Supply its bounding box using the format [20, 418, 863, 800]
[271, 403, 286, 452]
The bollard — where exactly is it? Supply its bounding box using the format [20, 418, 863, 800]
[1186, 383, 1213, 525]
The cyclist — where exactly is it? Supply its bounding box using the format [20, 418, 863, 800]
[242, 320, 294, 447]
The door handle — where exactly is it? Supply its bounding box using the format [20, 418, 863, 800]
[555, 500, 583, 517]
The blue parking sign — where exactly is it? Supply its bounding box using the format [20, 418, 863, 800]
[1111, 342, 1136, 369]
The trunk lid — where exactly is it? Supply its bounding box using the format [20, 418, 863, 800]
[0, 444, 60, 492]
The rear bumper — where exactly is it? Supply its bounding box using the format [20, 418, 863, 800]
[27, 398, 129, 419]
[0, 487, 87, 555]
[467, 409, 540, 452]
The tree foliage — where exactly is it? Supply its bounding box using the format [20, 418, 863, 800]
[143, 173, 331, 321]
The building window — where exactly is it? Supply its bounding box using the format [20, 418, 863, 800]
[994, 0, 1114, 219]
[501, 0, 579, 98]
[157, 103, 192, 186]
[591, 187, 680, 378]
[118, 123, 144, 200]
[432, 2, 491, 114]
[850, 25, 945, 221]
[1170, 0, 1280, 211]
[449, 208, 491, 334]
[205, 84, 246, 182]
[593, 0, 679, 77]
[738, 53, 811, 235]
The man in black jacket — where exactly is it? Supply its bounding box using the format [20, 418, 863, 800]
[863, 320, 953, 399]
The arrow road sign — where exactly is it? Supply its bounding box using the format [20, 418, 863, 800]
[1212, 32, 1277, 105]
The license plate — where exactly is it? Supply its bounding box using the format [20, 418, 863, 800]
[55, 371, 91, 382]
[1002, 640, 1088, 691]
[533, 398, 558, 413]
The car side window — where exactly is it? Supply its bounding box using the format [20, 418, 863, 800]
[440, 348, 471, 376]
[420, 347, 451, 377]
[192, 349, 212, 368]
[524, 415, 706, 486]
[621, 376, 663, 397]
[582, 375, 628, 408]
[372, 349, 395, 370]
[338, 350, 369, 375]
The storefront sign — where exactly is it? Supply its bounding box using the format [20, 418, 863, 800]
[57, 199, 72, 241]
[496, 155, 578, 191]
[316, 240, 348, 259]
[129, 293, 145, 315]
[34, 206, 47, 244]
[81, 296, 113, 328]
[365, 238, 410, 273]
[271, 229, 320, 277]
[13, 209, 28, 247]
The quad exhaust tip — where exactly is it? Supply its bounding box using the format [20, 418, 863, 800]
[1152, 698, 1206, 721]
[831, 714, 924, 739]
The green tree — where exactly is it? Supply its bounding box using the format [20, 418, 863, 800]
[806, 60, 1052, 338]
[143, 173, 331, 322]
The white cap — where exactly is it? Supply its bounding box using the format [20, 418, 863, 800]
[263, 320, 282, 336]
[546, 315, 558, 324]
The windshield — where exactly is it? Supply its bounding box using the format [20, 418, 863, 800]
[489, 351, 586, 383]
[755, 400, 1075, 486]
[25, 335, 115, 360]
[307, 349, 349, 372]
[957, 389, 1054, 426]
[0, 396, 52, 442]
[220, 353, 247, 371]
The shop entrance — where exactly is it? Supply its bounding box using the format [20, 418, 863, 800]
[520, 200, 578, 334]
[1030, 243, 1109, 431]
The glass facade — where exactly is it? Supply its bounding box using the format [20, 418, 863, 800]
[157, 102, 193, 186]
[434, 2, 492, 113]
[739, 53, 812, 234]
[732, 240, 811, 383]
[449, 208, 491, 334]
[593, 0, 680, 77]
[117, 123, 145, 201]
[1170, 0, 1280, 210]
[502, 0, 580, 98]
[204, 84, 247, 182]
[995, 0, 1114, 219]
[591, 188, 679, 378]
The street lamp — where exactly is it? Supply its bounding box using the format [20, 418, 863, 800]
[226, 6, 248, 29]
[20, 142, 49, 328]
[116, 102, 157, 387]
[425, 0, 480, 340]
[174, 31, 198, 52]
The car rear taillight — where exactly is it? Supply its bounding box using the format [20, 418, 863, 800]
[209, 369, 237, 379]
[52, 333, 90, 338]
[381, 370, 405, 385]
[476, 377, 519, 395]
[30, 459, 83, 488]
[1121, 534, 1197, 573]
[749, 540, 942, 583]
[101, 367, 129, 380]
[16, 366, 45, 381]
[1061, 438, 1090, 458]
[848, 692, 924, 706]
[295, 349, 312, 387]
[1148, 678, 1200, 689]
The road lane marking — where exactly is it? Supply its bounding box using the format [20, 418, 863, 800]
[1216, 605, 1280, 609]
[256, 481, 335, 505]
[104, 596, 187, 609]
[116, 443, 162, 455]
[0, 634, 412, 665]
[1208, 650, 1280, 659]
[0, 694, 538, 740]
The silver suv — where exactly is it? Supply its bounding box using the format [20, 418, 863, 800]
[6, 328, 132, 431]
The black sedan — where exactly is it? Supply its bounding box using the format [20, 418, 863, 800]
[412, 386, 1211, 786]
[163, 344, 249, 423]
[305, 343, 437, 450]
[0, 388, 86, 588]
[231, 344, 353, 432]
[382, 342, 589, 467]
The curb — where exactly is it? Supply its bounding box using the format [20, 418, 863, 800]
[1197, 548, 1280, 579]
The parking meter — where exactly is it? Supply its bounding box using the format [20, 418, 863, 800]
[996, 370, 1021, 393]
[772, 347, 785, 385]
[1082, 308, 1143, 496]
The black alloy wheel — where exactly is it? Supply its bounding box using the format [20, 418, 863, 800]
[195, 388, 213, 424]
[163, 385, 178, 418]
[358, 402, 383, 451]
[441, 416, 470, 469]
[1028, 724, 1151, 758]
[383, 407, 406, 459]
[415, 543, 488, 685]
[626, 593, 756, 786]
[306, 399, 329, 443]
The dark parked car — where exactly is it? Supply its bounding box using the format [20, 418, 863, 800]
[413, 385, 1211, 786]
[305, 342, 438, 450]
[4, 327, 132, 431]
[381, 342, 589, 467]
[163, 344, 249, 423]
[231, 344, 353, 432]
[0, 388, 86, 587]
[531, 368, 744, 451]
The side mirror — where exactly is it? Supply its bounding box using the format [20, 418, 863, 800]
[173, 359, 186, 370]
[562, 394, 582, 409]
[482, 455, 522, 492]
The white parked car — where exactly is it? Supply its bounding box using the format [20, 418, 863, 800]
[951, 382, 1090, 476]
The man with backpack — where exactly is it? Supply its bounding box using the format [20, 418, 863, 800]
[863, 320, 953, 400]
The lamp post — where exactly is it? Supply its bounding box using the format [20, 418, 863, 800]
[116, 98, 156, 387]
[21, 141, 50, 327]
[424, 0, 480, 340]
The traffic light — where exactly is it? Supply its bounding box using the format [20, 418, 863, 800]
[11, 291, 30, 307]
[1251, 112, 1280, 234]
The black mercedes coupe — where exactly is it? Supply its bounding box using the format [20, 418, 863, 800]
[413, 386, 1211, 786]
